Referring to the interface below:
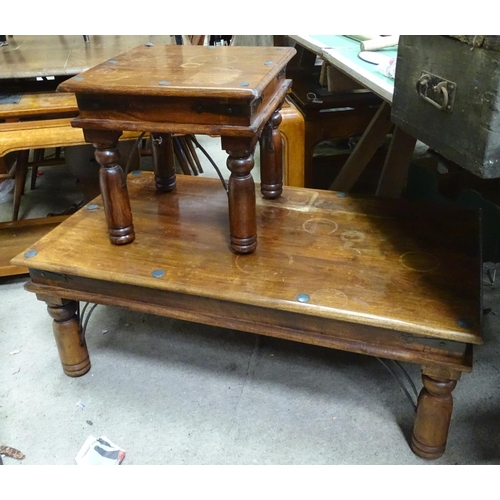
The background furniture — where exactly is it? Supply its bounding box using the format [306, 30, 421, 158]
[281, 36, 382, 189]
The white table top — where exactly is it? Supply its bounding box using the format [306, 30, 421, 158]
[290, 35, 397, 103]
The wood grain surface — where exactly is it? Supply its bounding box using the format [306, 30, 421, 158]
[0, 92, 77, 120]
[58, 45, 296, 99]
[12, 174, 482, 345]
[0, 216, 67, 276]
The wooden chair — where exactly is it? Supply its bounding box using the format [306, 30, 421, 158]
[279, 98, 305, 187]
[0, 118, 144, 220]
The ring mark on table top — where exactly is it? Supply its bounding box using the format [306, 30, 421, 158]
[286, 191, 318, 207]
[340, 230, 365, 254]
[399, 251, 440, 272]
[181, 62, 202, 69]
[184, 66, 243, 86]
[302, 218, 338, 235]
[182, 55, 239, 66]
[261, 206, 291, 219]
[129, 176, 150, 185]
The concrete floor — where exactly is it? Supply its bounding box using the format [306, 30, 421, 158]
[1, 137, 500, 465]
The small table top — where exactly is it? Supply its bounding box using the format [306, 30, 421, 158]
[58, 45, 296, 136]
[58, 45, 295, 99]
[13, 173, 482, 346]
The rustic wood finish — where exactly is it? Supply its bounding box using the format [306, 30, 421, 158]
[86, 129, 135, 245]
[260, 108, 284, 198]
[0, 92, 78, 121]
[12, 174, 482, 459]
[411, 374, 457, 458]
[58, 45, 296, 253]
[151, 133, 176, 191]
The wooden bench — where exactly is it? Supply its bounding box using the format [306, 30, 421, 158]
[12, 173, 482, 459]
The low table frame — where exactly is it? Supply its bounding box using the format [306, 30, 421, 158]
[13, 174, 482, 460]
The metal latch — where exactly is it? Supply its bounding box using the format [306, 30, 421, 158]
[400, 333, 466, 353]
[416, 72, 456, 113]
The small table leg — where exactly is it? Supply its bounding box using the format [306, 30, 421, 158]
[411, 373, 457, 459]
[260, 108, 284, 199]
[222, 136, 258, 254]
[152, 133, 176, 191]
[84, 129, 135, 245]
[45, 298, 91, 377]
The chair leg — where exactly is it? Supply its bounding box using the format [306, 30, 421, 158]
[179, 136, 199, 175]
[185, 135, 203, 173]
[13, 150, 30, 221]
[173, 137, 192, 175]
[31, 149, 44, 190]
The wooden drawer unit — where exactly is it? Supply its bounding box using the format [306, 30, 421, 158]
[392, 35, 500, 179]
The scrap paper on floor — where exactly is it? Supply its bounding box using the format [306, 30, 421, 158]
[75, 436, 126, 465]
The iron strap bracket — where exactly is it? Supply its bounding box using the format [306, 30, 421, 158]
[400, 333, 466, 353]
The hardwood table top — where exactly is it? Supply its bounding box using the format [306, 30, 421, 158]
[57, 45, 296, 137]
[58, 45, 296, 99]
[13, 173, 482, 346]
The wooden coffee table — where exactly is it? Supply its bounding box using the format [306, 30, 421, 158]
[58, 44, 296, 253]
[12, 173, 482, 459]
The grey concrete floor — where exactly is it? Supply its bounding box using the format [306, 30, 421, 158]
[1, 137, 500, 465]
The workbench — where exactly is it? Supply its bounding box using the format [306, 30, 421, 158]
[289, 35, 415, 198]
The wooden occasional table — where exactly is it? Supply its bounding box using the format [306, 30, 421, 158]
[58, 45, 296, 254]
[12, 173, 482, 459]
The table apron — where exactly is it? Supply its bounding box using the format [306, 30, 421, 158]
[26, 275, 472, 373]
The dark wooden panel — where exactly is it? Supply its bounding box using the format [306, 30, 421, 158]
[392, 35, 500, 179]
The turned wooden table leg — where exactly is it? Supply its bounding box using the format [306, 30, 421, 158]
[12, 149, 30, 221]
[46, 298, 91, 377]
[411, 373, 457, 459]
[222, 136, 258, 254]
[84, 129, 135, 245]
[152, 132, 176, 191]
[260, 108, 283, 199]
